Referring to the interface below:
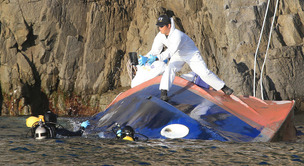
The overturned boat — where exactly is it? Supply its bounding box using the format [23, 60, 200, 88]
[84, 76, 296, 142]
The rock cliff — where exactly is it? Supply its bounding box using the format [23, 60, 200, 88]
[0, 0, 303, 116]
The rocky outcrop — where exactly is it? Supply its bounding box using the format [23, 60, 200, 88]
[0, 0, 303, 116]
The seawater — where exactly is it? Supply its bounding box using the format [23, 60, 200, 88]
[0, 116, 304, 165]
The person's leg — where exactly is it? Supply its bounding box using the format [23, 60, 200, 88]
[159, 55, 185, 100]
[159, 55, 185, 91]
[187, 53, 233, 95]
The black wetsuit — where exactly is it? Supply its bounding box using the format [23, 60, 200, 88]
[30, 122, 84, 139]
[55, 126, 84, 137]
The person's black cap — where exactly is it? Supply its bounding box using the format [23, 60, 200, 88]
[156, 15, 170, 27]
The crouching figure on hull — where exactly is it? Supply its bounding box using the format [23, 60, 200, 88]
[142, 14, 234, 101]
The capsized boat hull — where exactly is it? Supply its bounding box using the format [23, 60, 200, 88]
[85, 76, 295, 142]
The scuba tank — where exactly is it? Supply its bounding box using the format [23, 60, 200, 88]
[34, 120, 47, 139]
[32, 119, 56, 139]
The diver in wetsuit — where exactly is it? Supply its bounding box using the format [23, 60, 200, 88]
[26, 110, 90, 139]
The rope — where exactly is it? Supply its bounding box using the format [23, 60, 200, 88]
[260, 0, 280, 100]
[253, 0, 271, 97]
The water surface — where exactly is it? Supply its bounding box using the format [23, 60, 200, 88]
[0, 116, 303, 165]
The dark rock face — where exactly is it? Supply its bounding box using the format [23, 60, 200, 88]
[0, 0, 303, 115]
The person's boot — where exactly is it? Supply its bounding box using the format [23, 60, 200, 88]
[160, 90, 169, 102]
[221, 85, 234, 95]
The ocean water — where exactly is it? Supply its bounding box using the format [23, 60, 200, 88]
[0, 116, 304, 165]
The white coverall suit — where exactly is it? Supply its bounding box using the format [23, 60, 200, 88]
[146, 18, 225, 91]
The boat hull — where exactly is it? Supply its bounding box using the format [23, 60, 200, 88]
[85, 76, 295, 142]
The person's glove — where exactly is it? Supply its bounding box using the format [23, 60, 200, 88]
[80, 120, 90, 129]
[163, 59, 168, 64]
[147, 54, 157, 65]
[138, 55, 148, 66]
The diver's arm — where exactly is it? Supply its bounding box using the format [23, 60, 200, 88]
[56, 127, 84, 137]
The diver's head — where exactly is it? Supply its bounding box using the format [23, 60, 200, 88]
[44, 110, 57, 124]
[122, 126, 135, 141]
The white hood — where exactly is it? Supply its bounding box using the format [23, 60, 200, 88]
[168, 17, 175, 37]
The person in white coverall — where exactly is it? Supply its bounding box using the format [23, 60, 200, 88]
[143, 15, 233, 101]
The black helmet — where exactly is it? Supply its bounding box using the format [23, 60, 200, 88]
[44, 110, 57, 123]
[122, 126, 135, 138]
